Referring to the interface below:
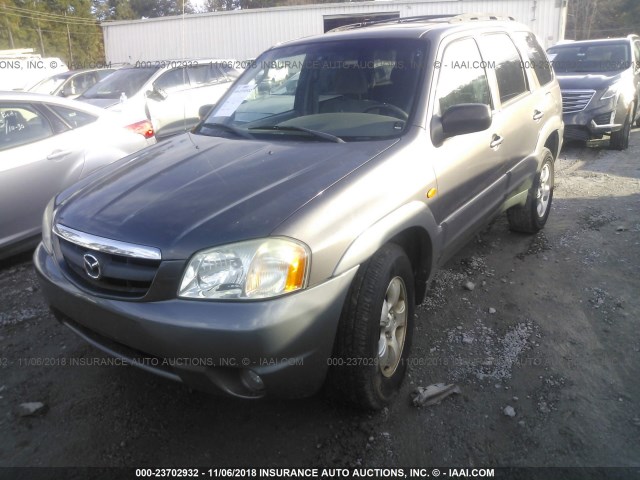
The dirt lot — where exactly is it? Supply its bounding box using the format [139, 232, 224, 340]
[0, 131, 639, 476]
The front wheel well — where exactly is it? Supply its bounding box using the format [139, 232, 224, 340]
[388, 227, 432, 305]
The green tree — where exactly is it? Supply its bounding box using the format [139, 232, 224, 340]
[567, 0, 639, 40]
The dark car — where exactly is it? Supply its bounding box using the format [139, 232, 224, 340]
[547, 35, 640, 150]
[35, 14, 563, 409]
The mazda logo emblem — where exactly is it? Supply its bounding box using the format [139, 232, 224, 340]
[83, 253, 102, 280]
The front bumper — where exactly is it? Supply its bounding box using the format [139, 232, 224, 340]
[563, 96, 627, 141]
[34, 243, 357, 399]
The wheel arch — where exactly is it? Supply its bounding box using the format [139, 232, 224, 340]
[332, 201, 438, 305]
[543, 130, 560, 161]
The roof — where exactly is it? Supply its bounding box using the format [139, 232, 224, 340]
[276, 15, 527, 49]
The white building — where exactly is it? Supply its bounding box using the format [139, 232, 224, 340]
[101, 0, 568, 64]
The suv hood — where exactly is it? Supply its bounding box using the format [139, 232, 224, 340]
[55, 133, 398, 259]
[556, 72, 624, 91]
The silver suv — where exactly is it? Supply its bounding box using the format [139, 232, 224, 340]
[35, 15, 563, 409]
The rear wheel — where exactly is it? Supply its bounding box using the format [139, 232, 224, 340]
[610, 103, 633, 150]
[507, 148, 554, 233]
[329, 243, 415, 410]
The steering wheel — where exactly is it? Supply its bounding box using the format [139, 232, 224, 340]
[363, 103, 409, 121]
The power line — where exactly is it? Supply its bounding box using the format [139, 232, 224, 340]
[1, 3, 95, 21]
[0, 6, 99, 26]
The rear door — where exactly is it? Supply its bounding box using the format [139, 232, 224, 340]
[478, 33, 541, 191]
[0, 102, 86, 247]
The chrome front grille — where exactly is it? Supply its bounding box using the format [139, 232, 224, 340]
[54, 224, 161, 298]
[561, 90, 596, 114]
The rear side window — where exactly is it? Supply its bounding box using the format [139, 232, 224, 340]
[0, 104, 53, 151]
[480, 34, 528, 104]
[515, 32, 554, 86]
[435, 37, 492, 115]
[49, 105, 97, 128]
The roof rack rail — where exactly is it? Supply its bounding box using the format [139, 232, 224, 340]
[328, 13, 515, 32]
[448, 13, 515, 22]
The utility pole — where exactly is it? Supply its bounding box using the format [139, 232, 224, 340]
[65, 12, 73, 66]
[36, 20, 45, 56]
[2, 1, 15, 48]
[5, 17, 15, 49]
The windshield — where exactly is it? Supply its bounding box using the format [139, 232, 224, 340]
[80, 67, 158, 99]
[548, 42, 631, 73]
[30, 73, 72, 94]
[195, 38, 427, 142]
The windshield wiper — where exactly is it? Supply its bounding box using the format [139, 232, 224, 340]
[198, 122, 254, 139]
[249, 125, 345, 143]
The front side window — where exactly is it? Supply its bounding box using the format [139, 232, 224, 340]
[194, 38, 428, 142]
[434, 37, 492, 115]
[154, 68, 189, 92]
[480, 33, 528, 104]
[0, 104, 53, 151]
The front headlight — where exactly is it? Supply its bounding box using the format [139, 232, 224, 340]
[41, 197, 55, 254]
[600, 82, 620, 100]
[179, 238, 310, 300]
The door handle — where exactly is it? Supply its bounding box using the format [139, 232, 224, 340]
[490, 134, 503, 149]
[47, 150, 71, 161]
[533, 110, 544, 121]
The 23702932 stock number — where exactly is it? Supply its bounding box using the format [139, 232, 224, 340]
[135, 469, 258, 477]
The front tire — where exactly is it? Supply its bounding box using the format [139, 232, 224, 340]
[329, 243, 415, 410]
[610, 103, 633, 151]
[507, 148, 554, 233]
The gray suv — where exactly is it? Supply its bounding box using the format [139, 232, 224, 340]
[547, 35, 640, 150]
[35, 15, 563, 409]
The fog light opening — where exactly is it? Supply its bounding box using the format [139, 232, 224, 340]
[241, 369, 265, 392]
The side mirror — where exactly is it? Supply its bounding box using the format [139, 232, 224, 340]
[146, 85, 167, 101]
[199, 104, 214, 120]
[441, 103, 492, 138]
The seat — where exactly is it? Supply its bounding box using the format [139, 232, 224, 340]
[319, 68, 374, 113]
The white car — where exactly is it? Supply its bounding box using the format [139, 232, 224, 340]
[0, 91, 156, 259]
[78, 60, 241, 139]
[29, 68, 117, 99]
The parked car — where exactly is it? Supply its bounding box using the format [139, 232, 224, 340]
[29, 68, 116, 99]
[0, 92, 155, 260]
[77, 60, 241, 138]
[0, 51, 68, 91]
[547, 35, 640, 150]
[35, 15, 563, 409]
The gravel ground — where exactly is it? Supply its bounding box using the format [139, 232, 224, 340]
[0, 132, 639, 476]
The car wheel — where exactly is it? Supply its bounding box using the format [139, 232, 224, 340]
[329, 243, 415, 410]
[507, 148, 554, 233]
[610, 103, 633, 151]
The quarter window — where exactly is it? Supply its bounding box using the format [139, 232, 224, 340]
[515, 32, 554, 86]
[480, 34, 528, 104]
[435, 38, 492, 115]
[49, 105, 97, 128]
